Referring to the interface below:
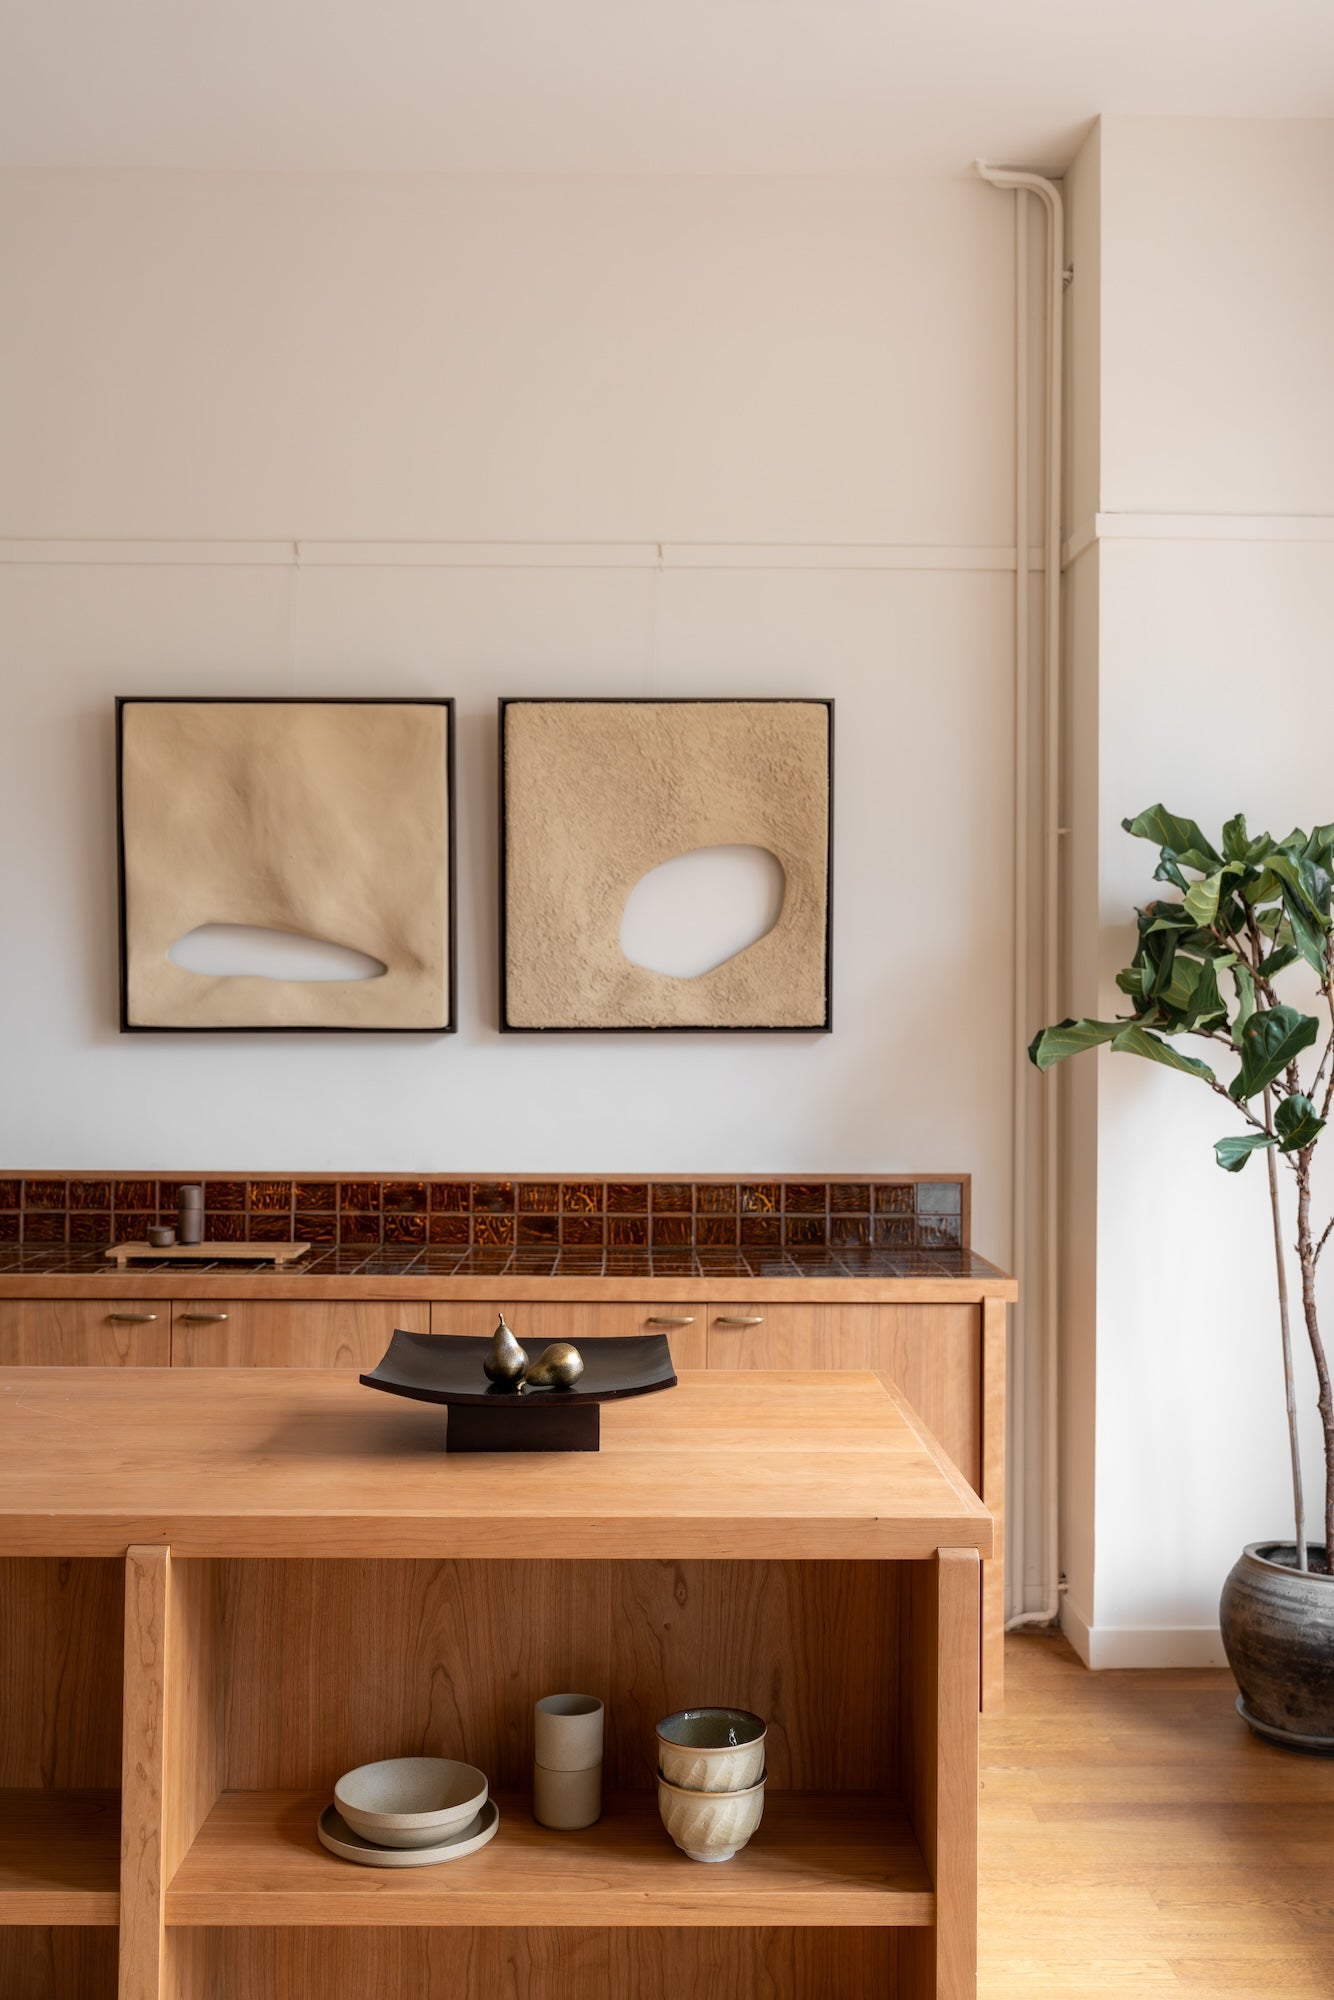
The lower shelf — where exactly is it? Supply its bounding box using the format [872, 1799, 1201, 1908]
[166, 1790, 934, 1929]
[0, 1789, 120, 1925]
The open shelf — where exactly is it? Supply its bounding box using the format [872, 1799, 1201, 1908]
[165, 1790, 934, 1930]
[0, 1789, 120, 1925]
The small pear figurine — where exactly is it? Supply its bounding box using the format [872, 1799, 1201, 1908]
[483, 1314, 529, 1391]
[524, 1341, 585, 1390]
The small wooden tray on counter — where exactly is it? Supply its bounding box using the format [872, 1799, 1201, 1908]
[105, 1240, 311, 1270]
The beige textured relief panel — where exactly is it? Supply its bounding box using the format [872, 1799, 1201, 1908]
[503, 700, 830, 1029]
[120, 701, 450, 1028]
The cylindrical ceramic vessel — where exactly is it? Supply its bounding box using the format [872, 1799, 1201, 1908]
[1220, 1542, 1334, 1752]
[533, 1759, 601, 1830]
[655, 1707, 766, 1792]
[534, 1693, 604, 1771]
[657, 1772, 765, 1862]
[177, 1185, 204, 1245]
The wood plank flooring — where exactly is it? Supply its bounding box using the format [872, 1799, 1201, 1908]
[982, 1636, 1333, 1998]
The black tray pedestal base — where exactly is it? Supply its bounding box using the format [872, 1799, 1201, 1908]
[446, 1399, 601, 1453]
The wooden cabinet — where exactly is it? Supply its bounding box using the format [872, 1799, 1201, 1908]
[0, 1299, 169, 1367]
[431, 1300, 709, 1370]
[170, 1302, 428, 1369]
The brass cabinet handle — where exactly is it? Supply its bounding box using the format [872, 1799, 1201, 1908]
[108, 1312, 157, 1323]
[177, 1313, 229, 1323]
[715, 1315, 765, 1326]
[647, 1315, 696, 1326]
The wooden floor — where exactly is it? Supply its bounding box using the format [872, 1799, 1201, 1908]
[982, 1637, 1334, 1998]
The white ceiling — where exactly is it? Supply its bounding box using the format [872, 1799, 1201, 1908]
[3, 0, 1334, 175]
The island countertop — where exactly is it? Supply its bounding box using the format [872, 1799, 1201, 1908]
[0, 1366, 992, 1562]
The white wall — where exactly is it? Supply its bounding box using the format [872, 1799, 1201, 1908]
[0, 173, 1026, 1270]
[1062, 119, 1334, 1663]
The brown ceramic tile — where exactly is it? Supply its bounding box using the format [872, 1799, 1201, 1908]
[69, 1210, 111, 1243]
[518, 1216, 559, 1245]
[782, 1183, 827, 1214]
[605, 1183, 648, 1213]
[248, 1212, 291, 1241]
[829, 1216, 871, 1248]
[429, 1213, 470, 1246]
[740, 1214, 781, 1247]
[427, 1180, 469, 1211]
[518, 1182, 558, 1212]
[830, 1183, 871, 1213]
[207, 1212, 247, 1242]
[0, 1180, 19, 1210]
[472, 1212, 515, 1245]
[383, 1180, 427, 1213]
[560, 1182, 603, 1214]
[917, 1180, 963, 1215]
[608, 1215, 648, 1246]
[650, 1216, 691, 1245]
[340, 1181, 380, 1212]
[248, 1180, 293, 1213]
[783, 1216, 825, 1246]
[470, 1182, 514, 1213]
[24, 1213, 66, 1242]
[560, 1216, 604, 1247]
[26, 1178, 69, 1210]
[0, 1213, 18, 1242]
[340, 1213, 381, 1246]
[917, 1213, 963, 1248]
[739, 1182, 779, 1214]
[295, 1212, 338, 1244]
[875, 1184, 915, 1215]
[696, 1184, 737, 1213]
[294, 1180, 337, 1211]
[650, 1183, 692, 1213]
[384, 1211, 427, 1244]
[109, 1179, 152, 1211]
[69, 1179, 112, 1209]
[205, 1179, 246, 1210]
[695, 1217, 737, 1248]
[874, 1216, 916, 1248]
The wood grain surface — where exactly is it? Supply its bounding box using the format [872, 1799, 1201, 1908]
[0, 1558, 123, 1788]
[0, 1788, 119, 1923]
[119, 1546, 168, 2000]
[0, 1300, 169, 1368]
[430, 1300, 709, 1371]
[171, 1301, 428, 1369]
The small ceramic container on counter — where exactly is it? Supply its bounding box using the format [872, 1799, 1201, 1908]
[533, 1759, 601, 1831]
[534, 1693, 604, 1772]
[655, 1707, 766, 1793]
[657, 1771, 765, 1862]
[333, 1756, 488, 1849]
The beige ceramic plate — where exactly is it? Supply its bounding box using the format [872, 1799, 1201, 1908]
[317, 1797, 500, 1868]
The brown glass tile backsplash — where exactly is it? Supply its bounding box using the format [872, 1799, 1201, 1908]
[0, 1174, 969, 1252]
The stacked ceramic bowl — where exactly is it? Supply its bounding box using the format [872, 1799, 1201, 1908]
[317, 1757, 499, 1867]
[655, 1707, 766, 1863]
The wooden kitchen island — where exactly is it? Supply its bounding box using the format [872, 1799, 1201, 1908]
[0, 1366, 991, 2000]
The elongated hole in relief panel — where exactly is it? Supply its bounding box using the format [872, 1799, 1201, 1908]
[619, 845, 786, 979]
[167, 924, 388, 982]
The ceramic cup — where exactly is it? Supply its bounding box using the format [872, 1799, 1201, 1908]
[655, 1707, 766, 1793]
[534, 1693, 604, 1771]
[657, 1771, 765, 1862]
[533, 1759, 601, 1830]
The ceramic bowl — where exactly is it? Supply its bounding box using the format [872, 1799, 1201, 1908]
[655, 1707, 767, 1793]
[657, 1771, 765, 1862]
[333, 1757, 488, 1849]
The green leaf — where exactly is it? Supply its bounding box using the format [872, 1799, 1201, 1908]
[1258, 943, 1300, 978]
[1214, 1132, 1278, 1172]
[1109, 1023, 1216, 1081]
[1230, 1004, 1321, 1100]
[1158, 953, 1228, 1031]
[1222, 813, 1272, 867]
[1281, 889, 1327, 974]
[1275, 1092, 1327, 1154]
[1183, 870, 1224, 928]
[1123, 806, 1223, 867]
[1028, 1018, 1124, 1071]
[1231, 962, 1256, 1038]
[1264, 848, 1333, 922]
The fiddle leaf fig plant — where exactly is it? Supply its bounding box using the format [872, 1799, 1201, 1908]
[1030, 807, 1334, 1572]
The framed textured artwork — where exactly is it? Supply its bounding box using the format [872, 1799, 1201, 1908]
[116, 697, 455, 1032]
[500, 697, 833, 1032]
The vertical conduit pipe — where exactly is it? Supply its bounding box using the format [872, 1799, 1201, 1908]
[976, 162, 1065, 1630]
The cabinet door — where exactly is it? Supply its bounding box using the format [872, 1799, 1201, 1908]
[706, 1302, 980, 1488]
[0, 1298, 169, 1366]
[430, 1300, 708, 1370]
[171, 1301, 428, 1368]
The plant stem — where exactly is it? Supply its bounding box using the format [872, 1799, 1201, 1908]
[1294, 1148, 1334, 1563]
[1264, 1087, 1306, 1570]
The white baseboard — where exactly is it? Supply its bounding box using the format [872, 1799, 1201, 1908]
[1059, 1597, 1228, 1669]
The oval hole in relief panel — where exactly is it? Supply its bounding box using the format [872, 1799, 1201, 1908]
[619, 845, 786, 979]
[167, 924, 388, 982]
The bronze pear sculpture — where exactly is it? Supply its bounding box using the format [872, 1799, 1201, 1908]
[524, 1341, 585, 1390]
[483, 1314, 529, 1391]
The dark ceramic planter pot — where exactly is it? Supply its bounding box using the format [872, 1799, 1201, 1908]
[1220, 1543, 1334, 1753]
